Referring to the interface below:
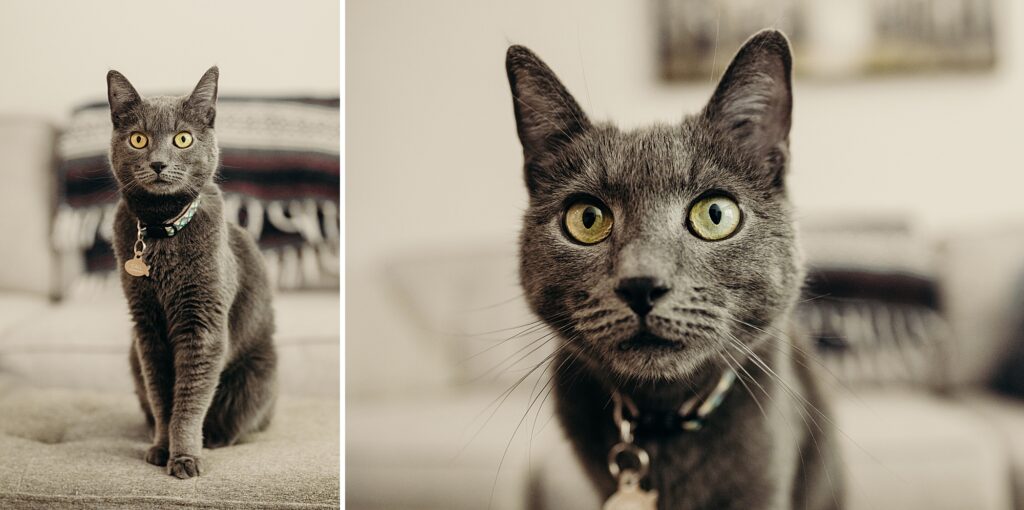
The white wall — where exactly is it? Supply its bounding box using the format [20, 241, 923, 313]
[0, 0, 339, 121]
[347, 0, 1024, 274]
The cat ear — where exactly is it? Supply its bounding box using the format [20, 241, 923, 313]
[703, 30, 793, 185]
[506, 46, 590, 190]
[185, 66, 219, 127]
[107, 70, 142, 129]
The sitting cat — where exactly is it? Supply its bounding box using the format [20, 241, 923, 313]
[106, 67, 277, 478]
[505, 30, 843, 509]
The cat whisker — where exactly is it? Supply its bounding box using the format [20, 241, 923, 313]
[490, 334, 581, 510]
[718, 347, 815, 507]
[463, 317, 575, 379]
[728, 332, 903, 490]
[724, 335, 842, 508]
[465, 329, 560, 384]
[458, 309, 575, 339]
[459, 338, 575, 459]
[725, 316, 869, 410]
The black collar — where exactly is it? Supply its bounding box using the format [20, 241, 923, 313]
[140, 196, 201, 239]
[614, 369, 737, 437]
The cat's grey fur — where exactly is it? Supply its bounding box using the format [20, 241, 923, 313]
[506, 31, 843, 509]
[107, 67, 277, 479]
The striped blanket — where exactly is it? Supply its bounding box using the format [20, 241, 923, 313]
[52, 97, 340, 296]
[797, 218, 952, 390]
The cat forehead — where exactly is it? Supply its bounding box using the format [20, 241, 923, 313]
[135, 96, 192, 131]
[572, 123, 715, 194]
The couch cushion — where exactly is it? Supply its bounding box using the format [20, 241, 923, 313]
[0, 377, 339, 509]
[960, 390, 1024, 509]
[0, 293, 49, 340]
[938, 223, 1024, 387]
[0, 289, 339, 397]
[347, 390, 539, 510]
[529, 389, 1013, 510]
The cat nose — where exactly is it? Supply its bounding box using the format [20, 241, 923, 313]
[149, 162, 167, 174]
[615, 277, 670, 316]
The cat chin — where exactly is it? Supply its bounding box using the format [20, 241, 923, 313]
[573, 336, 712, 383]
[140, 180, 186, 195]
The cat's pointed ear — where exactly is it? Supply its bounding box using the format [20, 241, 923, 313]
[185, 66, 219, 127]
[506, 46, 590, 189]
[703, 30, 793, 185]
[107, 70, 142, 129]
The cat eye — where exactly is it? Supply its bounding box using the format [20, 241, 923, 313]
[564, 199, 613, 245]
[128, 132, 148, 149]
[173, 131, 194, 149]
[688, 196, 741, 241]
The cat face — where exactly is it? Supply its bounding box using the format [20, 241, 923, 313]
[106, 67, 220, 197]
[508, 31, 804, 383]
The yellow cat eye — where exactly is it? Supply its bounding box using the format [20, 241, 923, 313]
[128, 132, 148, 149]
[688, 196, 742, 241]
[173, 131, 193, 148]
[564, 199, 613, 245]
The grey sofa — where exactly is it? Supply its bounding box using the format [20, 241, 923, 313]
[0, 117, 340, 508]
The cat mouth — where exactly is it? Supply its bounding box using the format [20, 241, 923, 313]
[617, 332, 685, 352]
[149, 176, 179, 189]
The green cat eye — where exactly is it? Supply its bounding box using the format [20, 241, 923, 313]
[688, 196, 741, 241]
[564, 199, 613, 245]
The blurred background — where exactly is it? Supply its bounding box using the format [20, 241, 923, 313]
[348, 1, 1024, 509]
[0, 1, 340, 508]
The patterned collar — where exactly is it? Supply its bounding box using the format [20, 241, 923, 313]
[141, 196, 201, 239]
[614, 369, 737, 437]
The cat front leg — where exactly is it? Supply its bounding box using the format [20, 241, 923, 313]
[128, 302, 175, 467]
[166, 320, 227, 479]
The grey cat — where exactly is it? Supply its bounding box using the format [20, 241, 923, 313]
[106, 67, 277, 479]
[506, 31, 843, 509]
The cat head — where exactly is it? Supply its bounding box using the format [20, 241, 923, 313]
[508, 31, 804, 384]
[106, 67, 220, 198]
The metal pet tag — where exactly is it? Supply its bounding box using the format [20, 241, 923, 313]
[124, 255, 150, 277]
[604, 470, 658, 510]
[125, 226, 150, 278]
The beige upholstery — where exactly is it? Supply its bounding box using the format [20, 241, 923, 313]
[347, 390, 542, 510]
[962, 390, 1024, 509]
[0, 289, 340, 508]
[0, 290, 340, 398]
[938, 224, 1024, 387]
[0, 377, 339, 509]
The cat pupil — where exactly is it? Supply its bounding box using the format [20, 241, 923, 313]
[709, 203, 722, 224]
[582, 208, 597, 229]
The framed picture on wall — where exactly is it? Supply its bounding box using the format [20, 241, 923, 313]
[658, 0, 997, 80]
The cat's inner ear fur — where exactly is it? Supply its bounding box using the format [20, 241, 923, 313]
[506, 46, 590, 193]
[703, 30, 793, 186]
[185, 66, 219, 128]
[107, 70, 142, 129]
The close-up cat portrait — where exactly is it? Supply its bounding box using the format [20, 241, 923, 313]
[348, 0, 1024, 509]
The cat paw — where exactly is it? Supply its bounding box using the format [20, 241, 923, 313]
[167, 454, 202, 479]
[144, 445, 169, 466]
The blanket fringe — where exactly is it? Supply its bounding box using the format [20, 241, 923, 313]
[52, 194, 340, 292]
